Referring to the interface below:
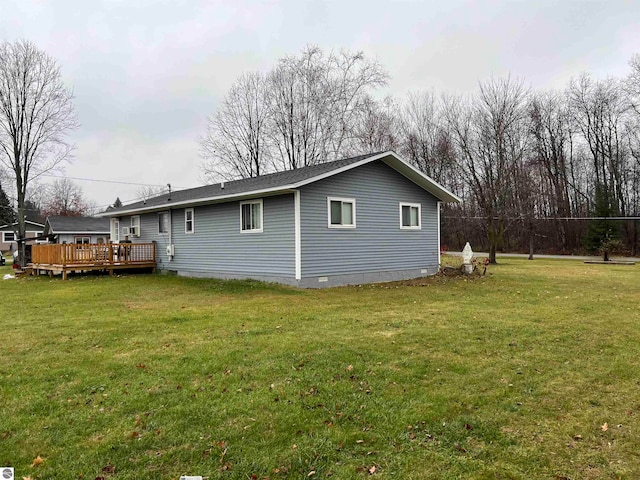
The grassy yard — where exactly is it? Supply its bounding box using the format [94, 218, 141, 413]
[1, 258, 639, 479]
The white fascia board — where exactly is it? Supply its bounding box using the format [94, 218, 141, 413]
[97, 188, 299, 217]
[381, 154, 462, 203]
[289, 151, 394, 189]
[0, 221, 45, 229]
[55, 231, 111, 235]
[290, 151, 462, 203]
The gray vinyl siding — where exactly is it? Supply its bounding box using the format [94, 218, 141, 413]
[299, 160, 440, 278]
[123, 194, 295, 277]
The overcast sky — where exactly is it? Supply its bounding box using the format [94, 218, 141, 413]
[1, 0, 639, 210]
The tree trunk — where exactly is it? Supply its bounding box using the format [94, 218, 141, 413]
[488, 224, 498, 264]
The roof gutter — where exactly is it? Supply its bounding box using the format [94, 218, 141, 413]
[96, 188, 299, 217]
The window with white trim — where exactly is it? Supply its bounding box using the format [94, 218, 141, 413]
[75, 236, 91, 244]
[185, 208, 194, 234]
[240, 200, 263, 233]
[130, 215, 141, 237]
[327, 197, 356, 228]
[158, 212, 170, 234]
[2, 232, 15, 242]
[110, 218, 120, 242]
[400, 202, 421, 229]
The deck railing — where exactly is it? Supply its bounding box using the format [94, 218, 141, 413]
[32, 243, 156, 266]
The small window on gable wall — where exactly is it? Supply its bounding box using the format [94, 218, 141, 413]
[185, 208, 195, 234]
[400, 203, 421, 229]
[327, 197, 356, 228]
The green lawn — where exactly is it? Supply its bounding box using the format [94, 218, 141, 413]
[1, 259, 639, 479]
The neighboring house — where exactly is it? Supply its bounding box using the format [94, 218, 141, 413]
[0, 221, 45, 253]
[42, 216, 111, 245]
[98, 151, 461, 287]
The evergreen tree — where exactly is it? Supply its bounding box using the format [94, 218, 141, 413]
[0, 183, 14, 225]
[585, 184, 621, 253]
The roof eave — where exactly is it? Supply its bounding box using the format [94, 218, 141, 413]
[291, 150, 461, 203]
[97, 187, 299, 217]
[98, 151, 460, 217]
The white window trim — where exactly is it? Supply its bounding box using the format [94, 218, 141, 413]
[131, 215, 141, 237]
[158, 211, 170, 235]
[2, 232, 16, 242]
[110, 218, 120, 243]
[184, 208, 195, 234]
[399, 202, 422, 230]
[327, 197, 356, 229]
[240, 199, 263, 233]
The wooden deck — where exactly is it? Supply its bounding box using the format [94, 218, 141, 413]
[31, 243, 156, 279]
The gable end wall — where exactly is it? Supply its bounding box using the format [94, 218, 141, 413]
[298, 160, 440, 286]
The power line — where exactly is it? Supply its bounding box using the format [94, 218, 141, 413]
[443, 216, 640, 220]
[39, 173, 188, 189]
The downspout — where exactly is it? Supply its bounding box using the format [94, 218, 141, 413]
[168, 208, 173, 261]
[294, 190, 301, 281]
[437, 201, 442, 267]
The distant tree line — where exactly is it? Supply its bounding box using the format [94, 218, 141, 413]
[201, 46, 640, 260]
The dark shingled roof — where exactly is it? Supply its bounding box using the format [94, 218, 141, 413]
[45, 216, 110, 233]
[107, 152, 383, 214]
[100, 151, 460, 217]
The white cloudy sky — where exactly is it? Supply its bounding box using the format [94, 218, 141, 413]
[1, 0, 639, 210]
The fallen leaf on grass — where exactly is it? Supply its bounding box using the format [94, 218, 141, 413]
[31, 456, 44, 467]
[101, 464, 115, 474]
[601, 423, 608, 432]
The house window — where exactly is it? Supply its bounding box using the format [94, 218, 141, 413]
[110, 218, 120, 243]
[185, 208, 195, 234]
[240, 200, 263, 233]
[158, 212, 170, 234]
[400, 203, 421, 229]
[75, 236, 90, 244]
[131, 215, 140, 237]
[3, 232, 15, 242]
[327, 197, 356, 228]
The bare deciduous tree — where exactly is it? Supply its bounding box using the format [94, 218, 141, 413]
[41, 178, 88, 217]
[135, 185, 168, 203]
[0, 40, 77, 262]
[398, 91, 457, 186]
[348, 95, 399, 154]
[201, 72, 270, 182]
[445, 77, 530, 263]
